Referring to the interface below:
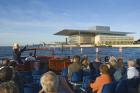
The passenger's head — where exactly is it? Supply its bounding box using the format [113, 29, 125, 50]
[128, 59, 136, 68]
[82, 57, 88, 66]
[40, 71, 59, 93]
[12, 43, 20, 50]
[136, 58, 140, 67]
[117, 58, 124, 67]
[104, 56, 110, 63]
[0, 67, 13, 82]
[83, 55, 88, 59]
[99, 64, 109, 74]
[94, 56, 100, 62]
[0, 81, 19, 93]
[109, 56, 117, 68]
[2, 58, 10, 66]
[73, 55, 80, 63]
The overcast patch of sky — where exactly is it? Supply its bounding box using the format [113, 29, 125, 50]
[0, 0, 140, 45]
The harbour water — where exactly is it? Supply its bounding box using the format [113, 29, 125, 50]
[0, 46, 140, 63]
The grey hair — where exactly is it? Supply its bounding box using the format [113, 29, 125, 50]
[128, 59, 135, 67]
[40, 71, 59, 93]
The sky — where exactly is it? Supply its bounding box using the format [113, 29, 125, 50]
[0, 0, 140, 46]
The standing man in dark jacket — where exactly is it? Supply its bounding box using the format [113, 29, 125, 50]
[12, 43, 26, 64]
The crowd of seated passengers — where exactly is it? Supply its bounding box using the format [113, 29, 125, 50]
[66, 55, 140, 92]
[90, 60, 139, 93]
[0, 54, 140, 93]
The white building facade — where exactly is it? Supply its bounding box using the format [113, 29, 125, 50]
[54, 26, 134, 46]
[95, 35, 134, 45]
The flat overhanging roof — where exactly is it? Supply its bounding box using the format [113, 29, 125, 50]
[54, 29, 133, 36]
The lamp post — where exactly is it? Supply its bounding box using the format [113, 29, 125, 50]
[70, 47, 72, 56]
[79, 31, 81, 46]
[119, 47, 123, 58]
[80, 47, 83, 56]
[96, 47, 99, 58]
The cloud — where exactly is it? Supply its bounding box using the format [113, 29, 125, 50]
[0, 0, 140, 45]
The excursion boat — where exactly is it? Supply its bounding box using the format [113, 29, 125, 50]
[15, 47, 71, 74]
[13, 47, 72, 93]
[12, 47, 140, 93]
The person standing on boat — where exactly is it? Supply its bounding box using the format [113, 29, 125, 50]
[12, 43, 26, 64]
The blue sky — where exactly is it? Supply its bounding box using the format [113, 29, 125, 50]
[0, 0, 140, 46]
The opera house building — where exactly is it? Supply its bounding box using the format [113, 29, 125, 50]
[54, 26, 134, 46]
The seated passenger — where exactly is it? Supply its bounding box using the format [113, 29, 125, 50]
[90, 64, 112, 93]
[109, 56, 117, 69]
[39, 71, 74, 93]
[81, 55, 90, 71]
[1, 58, 10, 67]
[104, 56, 110, 64]
[0, 58, 15, 81]
[0, 81, 19, 93]
[25, 52, 36, 62]
[92, 56, 102, 76]
[0, 66, 13, 83]
[127, 59, 139, 79]
[114, 58, 126, 81]
[67, 55, 82, 80]
[108, 56, 117, 81]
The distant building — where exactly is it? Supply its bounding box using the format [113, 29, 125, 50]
[54, 26, 134, 46]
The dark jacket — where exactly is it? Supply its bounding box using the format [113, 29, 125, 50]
[92, 62, 102, 76]
[13, 46, 26, 64]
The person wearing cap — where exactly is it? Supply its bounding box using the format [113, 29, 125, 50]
[12, 43, 26, 64]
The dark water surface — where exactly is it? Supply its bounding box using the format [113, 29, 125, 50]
[0, 46, 140, 63]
